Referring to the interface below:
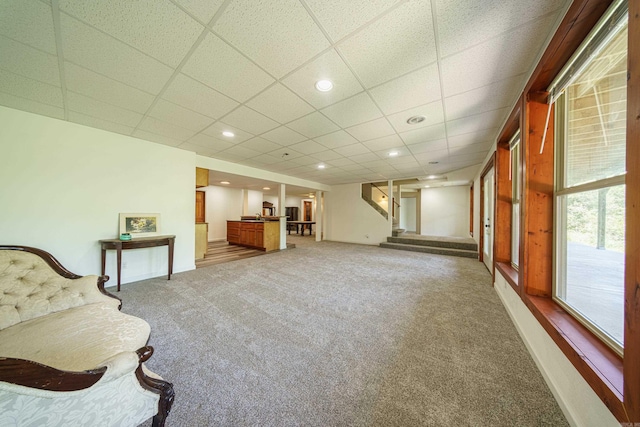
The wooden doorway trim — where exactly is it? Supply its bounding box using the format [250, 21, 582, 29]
[303, 200, 312, 221]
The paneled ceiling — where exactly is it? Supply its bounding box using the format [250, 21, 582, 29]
[0, 0, 570, 186]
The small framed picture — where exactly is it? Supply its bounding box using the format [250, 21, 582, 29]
[119, 213, 161, 238]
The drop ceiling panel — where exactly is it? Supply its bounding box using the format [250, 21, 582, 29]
[177, 141, 217, 157]
[220, 144, 261, 160]
[0, 69, 62, 107]
[436, 0, 566, 56]
[281, 49, 364, 109]
[444, 74, 524, 121]
[0, 92, 64, 120]
[64, 63, 154, 114]
[0, 36, 60, 86]
[60, 14, 174, 94]
[239, 137, 283, 154]
[246, 83, 314, 124]
[304, 0, 402, 42]
[334, 143, 372, 157]
[67, 91, 142, 127]
[137, 116, 196, 141]
[203, 121, 253, 143]
[310, 150, 344, 162]
[220, 106, 279, 135]
[133, 129, 183, 147]
[345, 118, 395, 142]
[338, 0, 437, 88]
[362, 134, 404, 152]
[68, 111, 135, 136]
[440, 13, 558, 97]
[173, 0, 226, 24]
[327, 157, 355, 167]
[447, 108, 509, 137]
[399, 123, 447, 145]
[0, 0, 57, 54]
[449, 140, 493, 155]
[59, 0, 203, 67]
[287, 112, 339, 139]
[447, 128, 499, 148]
[407, 139, 448, 154]
[182, 33, 274, 102]
[348, 152, 380, 164]
[314, 130, 359, 149]
[187, 133, 234, 152]
[320, 92, 383, 128]
[261, 126, 307, 146]
[163, 74, 239, 119]
[147, 99, 214, 131]
[289, 140, 327, 155]
[212, 0, 330, 78]
[369, 64, 441, 115]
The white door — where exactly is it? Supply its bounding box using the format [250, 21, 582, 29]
[483, 167, 494, 272]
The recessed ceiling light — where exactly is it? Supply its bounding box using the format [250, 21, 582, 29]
[263, 187, 270, 190]
[427, 175, 437, 179]
[406, 115, 426, 125]
[388, 151, 399, 157]
[315, 80, 333, 92]
[317, 164, 326, 169]
[220, 181, 230, 185]
[424, 185, 430, 188]
[222, 131, 234, 137]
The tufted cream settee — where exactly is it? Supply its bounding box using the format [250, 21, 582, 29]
[0, 246, 174, 427]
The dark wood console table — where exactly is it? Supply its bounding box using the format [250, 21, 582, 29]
[100, 235, 175, 291]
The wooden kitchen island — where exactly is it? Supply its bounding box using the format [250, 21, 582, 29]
[227, 220, 280, 252]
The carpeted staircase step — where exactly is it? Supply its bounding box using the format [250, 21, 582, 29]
[387, 236, 477, 251]
[379, 242, 478, 259]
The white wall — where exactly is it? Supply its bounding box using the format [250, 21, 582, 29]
[420, 186, 470, 237]
[494, 273, 619, 427]
[204, 185, 243, 241]
[247, 190, 262, 217]
[400, 197, 416, 232]
[0, 106, 195, 286]
[324, 183, 389, 245]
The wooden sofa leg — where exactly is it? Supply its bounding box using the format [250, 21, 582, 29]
[135, 347, 175, 427]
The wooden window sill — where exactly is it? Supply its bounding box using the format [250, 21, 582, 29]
[496, 261, 519, 292]
[523, 295, 625, 420]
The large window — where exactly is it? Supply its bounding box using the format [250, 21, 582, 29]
[553, 7, 627, 354]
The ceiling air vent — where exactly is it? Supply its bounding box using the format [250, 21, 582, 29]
[406, 115, 426, 125]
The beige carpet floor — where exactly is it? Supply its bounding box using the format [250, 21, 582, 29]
[117, 236, 568, 427]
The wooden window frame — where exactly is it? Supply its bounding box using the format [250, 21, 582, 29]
[490, 0, 639, 422]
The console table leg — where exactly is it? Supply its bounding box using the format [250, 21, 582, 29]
[116, 243, 122, 292]
[167, 238, 174, 280]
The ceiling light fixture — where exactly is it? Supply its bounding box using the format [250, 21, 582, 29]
[317, 164, 326, 169]
[388, 151, 399, 157]
[315, 80, 333, 92]
[428, 161, 439, 164]
[424, 185, 430, 188]
[428, 175, 437, 179]
[263, 187, 271, 190]
[222, 131, 234, 137]
[220, 181, 230, 185]
[406, 115, 426, 125]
